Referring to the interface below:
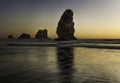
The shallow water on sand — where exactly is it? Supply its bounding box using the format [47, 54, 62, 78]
[0, 46, 120, 83]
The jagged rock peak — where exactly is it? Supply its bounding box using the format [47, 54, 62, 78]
[35, 29, 48, 39]
[18, 33, 31, 39]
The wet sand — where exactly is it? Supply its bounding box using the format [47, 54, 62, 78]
[0, 46, 120, 83]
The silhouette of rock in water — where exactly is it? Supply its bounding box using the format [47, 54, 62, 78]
[18, 33, 31, 39]
[55, 9, 77, 41]
[8, 35, 14, 39]
[35, 29, 48, 39]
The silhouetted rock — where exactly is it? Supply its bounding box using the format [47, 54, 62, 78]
[35, 29, 48, 39]
[55, 9, 77, 41]
[8, 35, 14, 39]
[18, 33, 31, 39]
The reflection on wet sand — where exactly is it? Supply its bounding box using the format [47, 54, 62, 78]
[57, 47, 74, 83]
[74, 48, 119, 83]
[0, 46, 120, 83]
[56, 47, 119, 83]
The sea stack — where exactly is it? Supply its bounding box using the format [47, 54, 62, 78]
[35, 29, 48, 39]
[18, 33, 31, 39]
[55, 9, 77, 41]
[8, 35, 14, 39]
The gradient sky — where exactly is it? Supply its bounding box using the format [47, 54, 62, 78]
[0, 0, 120, 39]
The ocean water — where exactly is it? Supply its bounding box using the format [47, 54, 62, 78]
[0, 39, 120, 83]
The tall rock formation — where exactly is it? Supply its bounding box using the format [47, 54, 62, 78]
[18, 33, 31, 39]
[55, 9, 77, 41]
[35, 29, 48, 39]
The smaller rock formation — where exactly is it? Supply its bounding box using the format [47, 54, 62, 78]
[55, 9, 77, 41]
[18, 33, 31, 39]
[8, 35, 14, 39]
[35, 29, 48, 39]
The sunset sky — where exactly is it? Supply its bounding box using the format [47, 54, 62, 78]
[0, 0, 120, 39]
